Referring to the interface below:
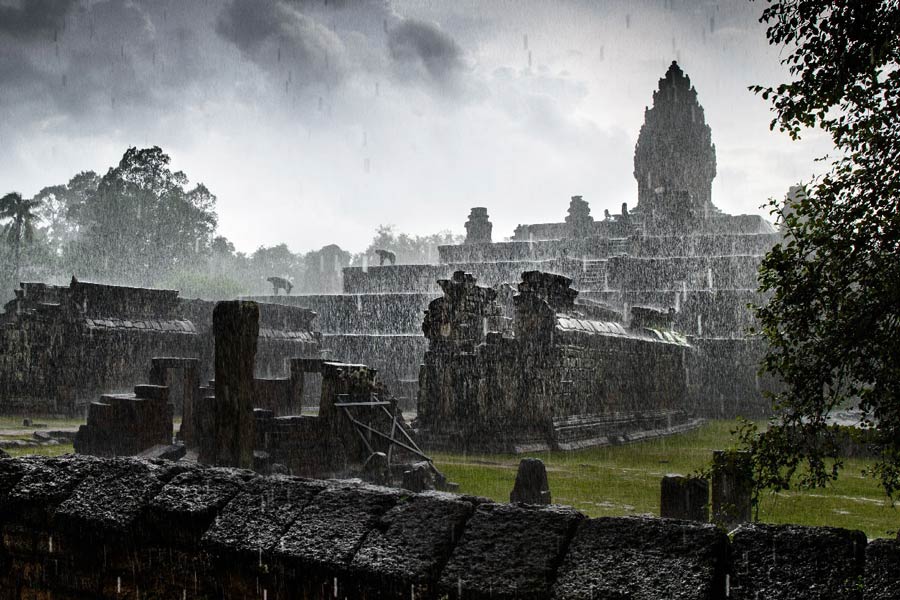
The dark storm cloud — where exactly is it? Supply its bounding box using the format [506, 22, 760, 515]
[0, 0, 76, 38]
[388, 18, 463, 86]
[216, 0, 345, 85]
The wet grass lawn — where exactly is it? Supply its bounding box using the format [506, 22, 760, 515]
[432, 420, 899, 540]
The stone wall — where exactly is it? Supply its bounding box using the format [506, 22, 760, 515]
[0, 454, 894, 600]
[0, 280, 321, 415]
[416, 272, 699, 453]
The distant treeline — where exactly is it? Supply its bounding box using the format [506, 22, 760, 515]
[0, 146, 461, 300]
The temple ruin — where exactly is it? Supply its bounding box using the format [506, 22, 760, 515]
[416, 270, 700, 453]
[259, 61, 779, 421]
[0, 278, 320, 415]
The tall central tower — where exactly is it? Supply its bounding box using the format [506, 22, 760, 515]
[633, 61, 718, 224]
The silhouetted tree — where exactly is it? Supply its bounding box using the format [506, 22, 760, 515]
[739, 0, 900, 498]
[0, 192, 40, 283]
[71, 147, 218, 285]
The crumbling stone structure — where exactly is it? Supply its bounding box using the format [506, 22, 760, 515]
[72, 384, 173, 457]
[0, 279, 320, 415]
[464, 206, 492, 244]
[253, 61, 779, 420]
[416, 270, 700, 452]
[0, 454, 894, 599]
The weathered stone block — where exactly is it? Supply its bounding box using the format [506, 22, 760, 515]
[729, 523, 866, 600]
[276, 483, 401, 574]
[864, 538, 900, 600]
[352, 491, 476, 592]
[660, 474, 708, 522]
[510, 457, 551, 505]
[711, 449, 752, 529]
[0, 455, 100, 529]
[438, 503, 584, 599]
[551, 516, 728, 600]
[139, 467, 254, 548]
[53, 458, 186, 538]
[202, 475, 326, 563]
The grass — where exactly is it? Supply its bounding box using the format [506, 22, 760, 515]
[432, 420, 899, 540]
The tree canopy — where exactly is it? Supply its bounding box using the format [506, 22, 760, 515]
[741, 0, 900, 498]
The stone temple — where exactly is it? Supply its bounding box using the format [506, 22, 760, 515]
[257, 61, 780, 423]
[0, 61, 779, 452]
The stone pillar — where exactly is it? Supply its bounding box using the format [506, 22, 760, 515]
[711, 450, 753, 529]
[660, 474, 708, 521]
[205, 301, 259, 469]
[464, 207, 493, 244]
[510, 457, 551, 504]
[565, 195, 593, 239]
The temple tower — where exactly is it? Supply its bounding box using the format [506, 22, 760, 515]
[633, 61, 718, 223]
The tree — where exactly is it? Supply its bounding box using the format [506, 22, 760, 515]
[739, 1, 900, 498]
[72, 147, 218, 285]
[0, 192, 40, 283]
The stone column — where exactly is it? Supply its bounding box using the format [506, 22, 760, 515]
[660, 474, 708, 521]
[206, 300, 259, 469]
[711, 450, 753, 529]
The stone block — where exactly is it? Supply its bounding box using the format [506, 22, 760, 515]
[352, 492, 476, 592]
[438, 503, 584, 599]
[711, 449, 752, 529]
[53, 458, 185, 538]
[660, 474, 708, 522]
[864, 538, 900, 600]
[509, 457, 551, 504]
[0, 455, 100, 529]
[551, 516, 728, 600]
[729, 523, 866, 600]
[276, 483, 400, 576]
[139, 467, 253, 548]
[202, 475, 325, 563]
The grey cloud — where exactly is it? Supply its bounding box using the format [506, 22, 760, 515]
[216, 0, 346, 86]
[388, 18, 464, 86]
[0, 0, 76, 38]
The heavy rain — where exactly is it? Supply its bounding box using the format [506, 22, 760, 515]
[0, 1, 898, 598]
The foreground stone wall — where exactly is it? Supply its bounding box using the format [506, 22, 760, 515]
[0, 455, 895, 600]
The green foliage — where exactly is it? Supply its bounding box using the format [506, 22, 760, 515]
[747, 0, 900, 497]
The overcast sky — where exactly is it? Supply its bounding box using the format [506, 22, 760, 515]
[0, 0, 830, 254]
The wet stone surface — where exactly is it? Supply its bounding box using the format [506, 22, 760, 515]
[351, 491, 476, 588]
[551, 516, 728, 600]
[140, 466, 256, 548]
[1, 455, 102, 528]
[438, 503, 584, 600]
[202, 474, 326, 561]
[54, 458, 191, 537]
[729, 523, 867, 600]
[864, 538, 900, 600]
[276, 482, 401, 573]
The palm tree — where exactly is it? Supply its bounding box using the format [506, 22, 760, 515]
[0, 192, 40, 284]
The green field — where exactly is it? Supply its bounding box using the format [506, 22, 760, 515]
[2, 419, 896, 539]
[433, 420, 899, 539]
